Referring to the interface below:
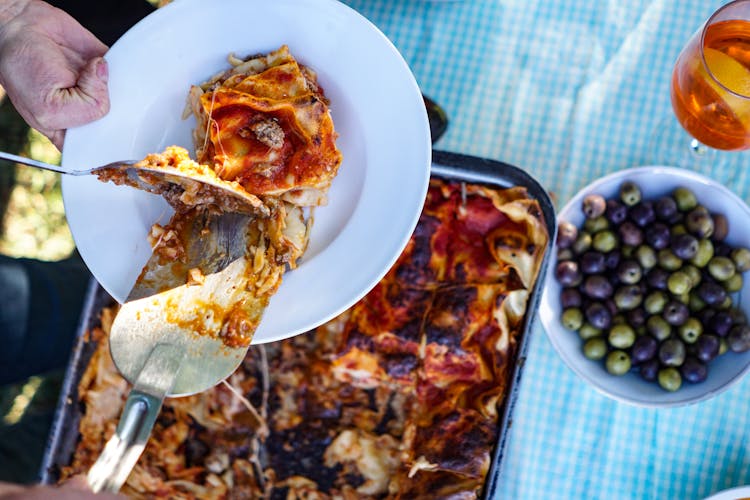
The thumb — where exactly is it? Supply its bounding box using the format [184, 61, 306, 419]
[56, 56, 110, 127]
[76, 56, 110, 117]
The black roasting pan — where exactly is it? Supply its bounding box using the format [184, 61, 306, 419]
[40, 150, 557, 499]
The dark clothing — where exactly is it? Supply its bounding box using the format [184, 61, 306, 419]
[0, 253, 90, 385]
[47, 0, 156, 46]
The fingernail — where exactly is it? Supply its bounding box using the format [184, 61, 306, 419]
[96, 58, 108, 82]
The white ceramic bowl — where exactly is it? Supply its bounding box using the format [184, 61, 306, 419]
[540, 166, 750, 407]
[704, 485, 750, 500]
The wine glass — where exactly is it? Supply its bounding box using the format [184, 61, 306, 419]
[652, 0, 750, 167]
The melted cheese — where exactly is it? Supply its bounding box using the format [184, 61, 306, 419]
[324, 429, 400, 496]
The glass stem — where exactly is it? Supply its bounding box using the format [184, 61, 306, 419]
[690, 138, 709, 157]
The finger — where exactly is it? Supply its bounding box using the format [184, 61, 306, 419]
[60, 475, 96, 493]
[49, 129, 64, 151]
[46, 56, 109, 130]
[74, 55, 109, 112]
[57, 479, 123, 499]
[0, 481, 26, 495]
[0, 483, 123, 500]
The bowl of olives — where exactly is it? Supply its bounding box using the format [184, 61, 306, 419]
[540, 166, 750, 407]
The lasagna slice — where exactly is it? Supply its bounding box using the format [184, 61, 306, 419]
[189, 45, 343, 207]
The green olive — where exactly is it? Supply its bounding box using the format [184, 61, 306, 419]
[718, 296, 733, 310]
[583, 337, 608, 360]
[646, 315, 671, 341]
[617, 259, 642, 284]
[719, 338, 729, 356]
[590, 230, 616, 253]
[613, 285, 643, 311]
[689, 239, 714, 268]
[731, 247, 750, 272]
[659, 338, 686, 366]
[635, 245, 657, 269]
[674, 292, 691, 304]
[681, 265, 702, 288]
[658, 249, 683, 271]
[608, 324, 636, 349]
[619, 181, 641, 206]
[578, 323, 602, 340]
[572, 232, 592, 255]
[667, 271, 692, 295]
[644, 290, 668, 315]
[708, 256, 736, 281]
[621, 245, 635, 259]
[583, 216, 609, 233]
[561, 308, 584, 330]
[605, 350, 632, 375]
[678, 317, 703, 344]
[723, 273, 743, 293]
[673, 187, 698, 212]
[670, 224, 687, 236]
[658, 367, 682, 392]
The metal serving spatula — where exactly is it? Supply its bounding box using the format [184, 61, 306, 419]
[86, 211, 256, 493]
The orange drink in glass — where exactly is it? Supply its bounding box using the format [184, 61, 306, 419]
[671, 1, 750, 151]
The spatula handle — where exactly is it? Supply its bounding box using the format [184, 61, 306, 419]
[86, 390, 164, 493]
[86, 343, 184, 493]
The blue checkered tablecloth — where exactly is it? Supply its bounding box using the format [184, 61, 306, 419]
[340, 1, 750, 499]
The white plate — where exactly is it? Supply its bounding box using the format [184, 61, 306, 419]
[540, 166, 750, 407]
[61, 0, 431, 344]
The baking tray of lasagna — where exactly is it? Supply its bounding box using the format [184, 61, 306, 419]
[40, 149, 555, 499]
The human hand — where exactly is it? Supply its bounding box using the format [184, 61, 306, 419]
[0, 476, 122, 498]
[0, 0, 110, 150]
